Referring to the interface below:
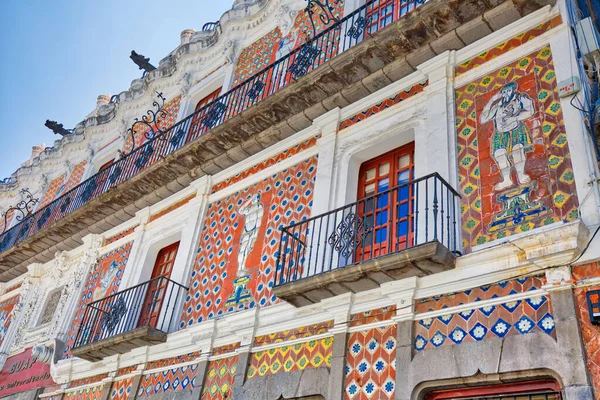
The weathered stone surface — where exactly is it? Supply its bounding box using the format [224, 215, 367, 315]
[234, 366, 330, 400]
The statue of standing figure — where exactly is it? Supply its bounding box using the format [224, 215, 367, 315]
[237, 193, 263, 275]
[480, 81, 535, 191]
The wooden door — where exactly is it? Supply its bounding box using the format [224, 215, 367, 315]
[138, 241, 180, 327]
[356, 143, 414, 261]
[187, 88, 222, 141]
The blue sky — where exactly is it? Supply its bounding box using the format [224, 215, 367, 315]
[0, 0, 232, 178]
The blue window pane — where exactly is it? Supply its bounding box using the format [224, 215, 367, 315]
[376, 210, 388, 225]
[397, 220, 408, 237]
[398, 186, 409, 201]
[378, 177, 389, 192]
[377, 193, 389, 208]
[376, 227, 387, 243]
[398, 202, 408, 218]
[398, 170, 410, 184]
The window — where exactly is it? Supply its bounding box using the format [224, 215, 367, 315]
[365, 0, 418, 34]
[357, 142, 414, 260]
[138, 241, 180, 327]
[187, 88, 222, 141]
[426, 381, 561, 400]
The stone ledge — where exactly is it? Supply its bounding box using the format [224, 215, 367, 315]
[273, 241, 456, 307]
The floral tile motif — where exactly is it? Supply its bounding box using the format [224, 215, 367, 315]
[232, 2, 344, 87]
[211, 136, 318, 194]
[246, 337, 333, 379]
[572, 262, 600, 400]
[415, 275, 545, 313]
[149, 194, 196, 223]
[180, 157, 317, 326]
[109, 377, 134, 400]
[455, 16, 562, 76]
[63, 384, 104, 400]
[456, 46, 578, 251]
[253, 321, 333, 346]
[63, 243, 132, 359]
[123, 95, 182, 153]
[212, 342, 241, 356]
[103, 225, 139, 246]
[350, 306, 395, 327]
[137, 364, 198, 397]
[0, 295, 19, 347]
[345, 325, 397, 400]
[414, 295, 555, 353]
[338, 81, 428, 131]
[201, 355, 238, 400]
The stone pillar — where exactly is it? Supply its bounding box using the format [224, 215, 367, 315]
[189, 354, 210, 399]
[545, 268, 594, 400]
[311, 108, 341, 214]
[323, 293, 353, 400]
[233, 349, 251, 391]
[128, 373, 143, 400]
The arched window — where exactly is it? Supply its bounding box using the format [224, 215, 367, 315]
[426, 380, 561, 400]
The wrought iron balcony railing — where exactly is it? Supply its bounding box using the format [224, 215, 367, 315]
[0, 0, 428, 256]
[274, 173, 461, 287]
[72, 276, 187, 354]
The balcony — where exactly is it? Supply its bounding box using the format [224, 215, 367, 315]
[272, 173, 460, 307]
[71, 276, 187, 362]
[0, 0, 544, 280]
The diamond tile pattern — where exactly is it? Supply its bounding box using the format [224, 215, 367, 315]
[339, 81, 428, 131]
[573, 263, 600, 400]
[414, 295, 555, 352]
[137, 364, 198, 397]
[253, 321, 333, 346]
[456, 45, 579, 251]
[246, 337, 333, 379]
[349, 306, 395, 327]
[232, 2, 344, 87]
[109, 377, 134, 400]
[180, 157, 317, 326]
[103, 225, 139, 246]
[201, 355, 238, 400]
[63, 243, 133, 359]
[345, 326, 397, 399]
[39, 174, 66, 208]
[63, 385, 104, 400]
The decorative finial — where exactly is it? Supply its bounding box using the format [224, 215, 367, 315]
[44, 120, 73, 136]
[130, 51, 156, 73]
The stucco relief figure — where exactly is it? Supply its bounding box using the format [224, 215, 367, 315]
[93, 261, 119, 301]
[480, 82, 535, 191]
[237, 193, 263, 275]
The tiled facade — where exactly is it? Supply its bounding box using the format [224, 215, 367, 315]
[180, 157, 317, 326]
[137, 364, 199, 397]
[456, 45, 579, 250]
[0, 294, 18, 347]
[63, 242, 133, 358]
[345, 325, 397, 400]
[202, 356, 238, 400]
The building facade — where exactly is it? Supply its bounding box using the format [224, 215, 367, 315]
[0, 0, 599, 399]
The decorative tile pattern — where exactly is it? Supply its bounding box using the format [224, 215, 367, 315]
[103, 225, 139, 246]
[0, 208, 15, 235]
[350, 306, 395, 327]
[63, 243, 132, 358]
[149, 194, 196, 223]
[246, 337, 333, 379]
[123, 95, 182, 153]
[201, 355, 238, 400]
[146, 351, 202, 369]
[63, 385, 104, 400]
[339, 81, 428, 131]
[180, 157, 317, 326]
[232, 3, 344, 87]
[212, 342, 241, 356]
[40, 174, 66, 208]
[0, 295, 19, 347]
[116, 366, 138, 377]
[137, 364, 198, 397]
[109, 377, 134, 400]
[345, 325, 397, 399]
[414, 295, 555, 352]
[456, 46, 579, 251]
[211, 136, 318, 194]
[63, 160, 88, 193]
[456, 17, 562, 76]
[69, 374, 109, 388]
[573, 262, 600, 400]
[253, 321, 333, 346]
[415, 275, 546, 313]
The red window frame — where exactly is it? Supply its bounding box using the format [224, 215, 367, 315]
[426, 381, 561, 400]
[187, 88, 222, 142]
[356, 142, 415, 261]
[365, 0, 418, 34]
[138, 241, 180, 327]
